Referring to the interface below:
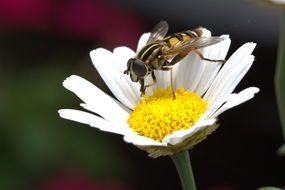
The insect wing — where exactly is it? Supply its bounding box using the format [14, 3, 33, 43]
[163, 36, 226, 57]
[146, 20, 169, 44]
[187, 36, 225, 49]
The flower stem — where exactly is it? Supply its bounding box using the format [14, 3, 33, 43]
[275, 11, 285, 142]
[171, 150, 196, 190]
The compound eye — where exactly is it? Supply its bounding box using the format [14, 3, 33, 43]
[132, 59, 148, 77]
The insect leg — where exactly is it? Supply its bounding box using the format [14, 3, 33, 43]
[144, 71, 157, 89]
[139, 79, 145, 96]
[161, 66, 176, 99]
[193, 49, 226, 63]
[170, 68, 175, 99]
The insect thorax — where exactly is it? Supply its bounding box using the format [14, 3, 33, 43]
[136, 42, 165, 69]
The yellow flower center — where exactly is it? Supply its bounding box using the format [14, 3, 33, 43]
[128, 88, 208, 142]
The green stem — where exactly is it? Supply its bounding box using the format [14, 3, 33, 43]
[275, 11, 285, 141]
[171, 151, 196, 190]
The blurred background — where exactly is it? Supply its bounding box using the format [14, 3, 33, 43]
[0, 0, 284, 189]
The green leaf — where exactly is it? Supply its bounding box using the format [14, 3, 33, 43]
[258, 187, 284, 190]
[277, 144, 285, 156]
[275, 11, 285, 150]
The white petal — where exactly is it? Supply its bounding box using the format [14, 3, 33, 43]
[210, 87, 259, 118]
[90, 48, 138, 109]
[200, 28, 211, 37]
[206, 55, 254, 105]
[62, 75, 129, 123]
[201, 87, 259, 120]
[113, 46, 136, 72]
[123, 133, 166, 147]
[154, 70, 171, 89]
[58, 109, 125, 135]
[162, 118, 217, 145]
[219, 55, 255, 98]
[79, 103, 130, 131]
[173, 49, 207, 90]
[237, 86, 260, 96]
[203, 43, 256, 105]
[270, 0, 285, 4]
[199, 94, 234, 120]
[137, 32, 151, 52]
[194, 36, 231, 95]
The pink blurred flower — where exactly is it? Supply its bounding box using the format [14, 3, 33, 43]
[0, 0, 52, 29]
[56, 0, 144, 48]
[0, 0, 145, 48]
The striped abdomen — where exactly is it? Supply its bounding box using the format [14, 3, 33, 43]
[163, 27, 205, 48]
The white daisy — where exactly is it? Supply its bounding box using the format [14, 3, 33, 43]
[270, 0, 285, 4]
[58, 30, 259, 158]
[258, 0, 285, 6]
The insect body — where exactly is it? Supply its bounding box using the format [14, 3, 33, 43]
[124, 21, 226, 97]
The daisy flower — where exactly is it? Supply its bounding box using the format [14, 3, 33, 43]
[270, 0, 285, 4]
[258, 0, 285, 6]
[58, 28, 259, 158]
[265, 0, 285, 5]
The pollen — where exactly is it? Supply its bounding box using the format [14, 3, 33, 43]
[128, 88, 208, 142]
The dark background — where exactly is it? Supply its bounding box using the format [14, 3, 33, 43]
[0, 0, 284, 190]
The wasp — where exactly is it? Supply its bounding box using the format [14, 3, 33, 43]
[124, 21, 226, 97]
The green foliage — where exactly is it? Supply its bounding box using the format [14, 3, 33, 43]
[258, 187, 284, 190]
[275, 12, 285, 149]
[277, 144, 285, 156]
[0, 53, 132, 189]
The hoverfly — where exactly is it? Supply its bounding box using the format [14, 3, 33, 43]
[124, 21, 226, 97]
